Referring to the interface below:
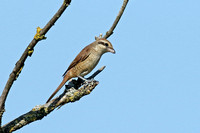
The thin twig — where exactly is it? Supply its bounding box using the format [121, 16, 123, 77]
[0, 0, 129, 132]
[88, 66, 106, 79]
[103, 0, 129, 39]
[2, 66, 105, 132]
[0, 0, 72, 128]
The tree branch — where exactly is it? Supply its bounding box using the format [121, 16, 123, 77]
[0, 0, 129, 132]
[2, 66, 104, 133]
[103, 0, 129, 39]
[0, 0, 72, 128]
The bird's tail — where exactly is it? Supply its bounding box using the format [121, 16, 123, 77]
[46, 76, 70, 103]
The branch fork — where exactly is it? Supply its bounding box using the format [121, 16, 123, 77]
[0, 0, 129, 132]
[2, 66, 104, 132]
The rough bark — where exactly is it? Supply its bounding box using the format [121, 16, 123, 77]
[0, 0, 72, 130]
[2, 80, 98, 133]
[0, 0, 129, 132]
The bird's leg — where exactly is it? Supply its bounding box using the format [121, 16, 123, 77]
[78, 76, 94, 84]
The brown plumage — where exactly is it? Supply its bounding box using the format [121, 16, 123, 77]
[46, 38, 115, 103]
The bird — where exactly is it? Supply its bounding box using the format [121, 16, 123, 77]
[46, 38, 115, 103]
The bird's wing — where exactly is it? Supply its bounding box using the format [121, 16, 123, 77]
[62, 45, 91, 77]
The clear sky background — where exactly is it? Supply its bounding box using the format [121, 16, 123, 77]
[0, 0, 199, 133]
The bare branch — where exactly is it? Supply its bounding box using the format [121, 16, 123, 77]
[0, 0, 72, 127]
[2, 66, 104, 132]
[103, 0, 129, 39]
[0, 0, 129, 132]
[88, 66, 106, 79]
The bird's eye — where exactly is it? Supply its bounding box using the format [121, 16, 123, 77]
[104, 43, 109, 47]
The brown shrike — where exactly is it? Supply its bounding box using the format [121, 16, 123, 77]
[46, 38, 115, 103]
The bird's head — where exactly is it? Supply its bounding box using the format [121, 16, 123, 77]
[95, 38, 115, 54]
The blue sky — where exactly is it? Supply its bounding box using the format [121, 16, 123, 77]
[0, 0, 200, 133]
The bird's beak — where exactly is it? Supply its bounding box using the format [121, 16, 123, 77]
[107, 47, 116, 54]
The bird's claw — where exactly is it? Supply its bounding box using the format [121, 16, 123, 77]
[84, 78, 94, 84]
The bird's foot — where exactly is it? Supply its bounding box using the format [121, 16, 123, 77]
[85, 78, 94, 84]
[78, 76, 94, 84]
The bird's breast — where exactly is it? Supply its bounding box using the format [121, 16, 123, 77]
[78, 53, 101, 76]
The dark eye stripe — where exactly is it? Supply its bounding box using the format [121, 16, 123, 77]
[98, 41, 105, 45]
[98, 41, 109, 47]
